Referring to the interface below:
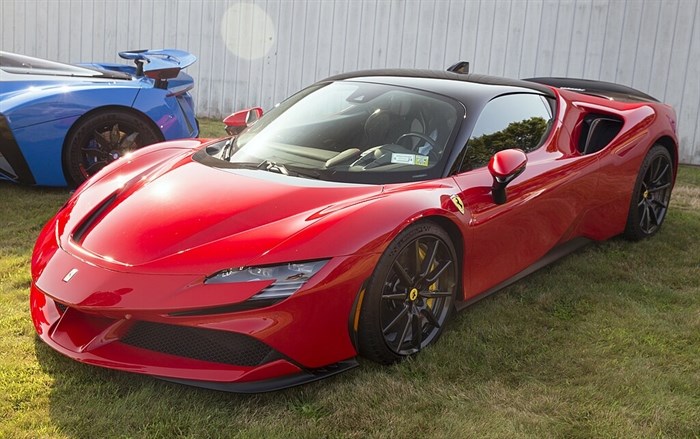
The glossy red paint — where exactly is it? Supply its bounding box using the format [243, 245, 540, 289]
[223, 107, 263, 135]
[30, 73, 679, 392]
[488, 149, 527, 179]
[223, 107, 263, 127]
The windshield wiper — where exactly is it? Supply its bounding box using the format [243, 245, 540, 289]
[227, 160, 322, 180]
[258, 160, 289, 175]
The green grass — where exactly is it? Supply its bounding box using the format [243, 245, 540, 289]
[1, 132, 699, 438]
[198, 117, 226, 139]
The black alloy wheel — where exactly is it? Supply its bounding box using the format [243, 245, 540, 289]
[624, 145, 674, 240]
[63, 111, 161, 186]
[358, 221, 458, 364]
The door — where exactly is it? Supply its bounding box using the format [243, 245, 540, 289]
[452, 93, 599, 297]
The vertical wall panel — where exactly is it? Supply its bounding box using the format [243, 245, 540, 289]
[551, 0, 574, 76]
[489, 0, 511, 77]
[503, 0, 527, 78]
[517, 0, 543, 78]
[442, 0, 464, 68]
[631, 0, 660, 91]
[677, 1, 700, 164]
[534, 1, 559, 76]
[414, 1, 436, 69]
[428, 1, 449, 69]
[1, 0, 698, 163]
[646, 2, 677, 102]
[566, 0, 592, 78]
[384, 1, 404, 68]
[582, 1, 609, 80]
[615, 1, 643, 85]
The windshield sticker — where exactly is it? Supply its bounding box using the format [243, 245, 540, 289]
[391, 153, 429, 167]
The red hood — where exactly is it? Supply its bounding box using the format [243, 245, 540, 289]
[61, 154, 382, 273]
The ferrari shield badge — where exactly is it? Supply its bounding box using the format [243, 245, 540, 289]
[450, 194, 465, 215]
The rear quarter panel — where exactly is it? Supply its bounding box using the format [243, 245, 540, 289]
[560, 90, 679, 239]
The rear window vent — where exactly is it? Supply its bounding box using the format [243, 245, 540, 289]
[577, 114, 623, 155]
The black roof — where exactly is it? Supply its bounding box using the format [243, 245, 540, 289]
[322, 69, 556, 98]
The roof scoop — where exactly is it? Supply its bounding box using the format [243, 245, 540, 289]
[446, 61, 470, 74]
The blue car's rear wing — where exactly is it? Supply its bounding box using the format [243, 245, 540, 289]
[118, 49, 197, 89]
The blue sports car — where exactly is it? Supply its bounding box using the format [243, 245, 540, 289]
[0, 49, 198, 186]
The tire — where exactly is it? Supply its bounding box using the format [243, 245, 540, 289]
[63, 110, 162, 186]
[358, 221, 459, 365]
[623, 144, 674, 240]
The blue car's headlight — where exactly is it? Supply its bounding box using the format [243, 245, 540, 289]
[205, 260, 329, 301]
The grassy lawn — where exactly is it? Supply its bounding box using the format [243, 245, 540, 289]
[1, 124, 698, 438]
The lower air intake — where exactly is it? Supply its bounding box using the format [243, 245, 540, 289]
[121, 321, 273, 367]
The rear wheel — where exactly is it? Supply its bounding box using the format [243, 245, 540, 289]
[358, 221, 458, 364]
[63, 110, 161, 186]
[623, 145, 674, 240]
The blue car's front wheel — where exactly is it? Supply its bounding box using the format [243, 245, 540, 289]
[63, 110, 161, 186]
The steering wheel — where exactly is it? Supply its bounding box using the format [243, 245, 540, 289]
[396, 132, 437, 150]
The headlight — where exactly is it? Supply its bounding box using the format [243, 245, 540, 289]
[205, 260, 329, 301]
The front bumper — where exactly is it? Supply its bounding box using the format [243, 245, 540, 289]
[29, 233, 380, 391]
[31, 283, 358, 392]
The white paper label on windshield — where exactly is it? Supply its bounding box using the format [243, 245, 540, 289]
[391, 153, 429, 167]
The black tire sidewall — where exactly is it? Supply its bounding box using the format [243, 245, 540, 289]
[63, 111, 161, 187]
[623, 145, 673, 241]
[358, 220, 458, 365]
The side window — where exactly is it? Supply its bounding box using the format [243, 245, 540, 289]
[460, 94, 553, 172]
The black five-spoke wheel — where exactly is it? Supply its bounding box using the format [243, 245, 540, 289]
[624, 144, 674, 240]
[358, 221, 458, 364]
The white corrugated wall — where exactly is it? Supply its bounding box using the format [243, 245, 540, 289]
[2, 0, 699, 164]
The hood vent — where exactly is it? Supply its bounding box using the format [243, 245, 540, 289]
[72, 193, 118, 244]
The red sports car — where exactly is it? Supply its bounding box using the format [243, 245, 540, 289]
[30, 68, 678, 392]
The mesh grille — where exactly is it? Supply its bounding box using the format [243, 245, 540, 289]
[121, 321, 273, 367]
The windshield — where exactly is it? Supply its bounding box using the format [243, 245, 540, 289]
[200, 81, 463, 184]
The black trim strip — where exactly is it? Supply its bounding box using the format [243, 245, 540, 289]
[159, 359, 359, 393]
[0, 115, 35, 184]
[175, 96, 195, 134]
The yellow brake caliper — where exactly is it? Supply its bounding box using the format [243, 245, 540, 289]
[418, 245, 437, 309]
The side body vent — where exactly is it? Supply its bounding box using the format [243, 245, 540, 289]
[577, 114, 623, 155]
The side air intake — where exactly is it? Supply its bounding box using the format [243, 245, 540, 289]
[577, 114, 623, 155]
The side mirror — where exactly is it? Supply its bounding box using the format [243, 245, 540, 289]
[223, 107, 263, 135]
[488, 149, 527, 205]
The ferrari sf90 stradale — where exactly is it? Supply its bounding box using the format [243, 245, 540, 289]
[31, 67, 677, 391]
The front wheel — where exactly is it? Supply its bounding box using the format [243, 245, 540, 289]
[63, 110, 161, 186]
[358, 221, 459, 365]
[623, 144, 674, 240]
